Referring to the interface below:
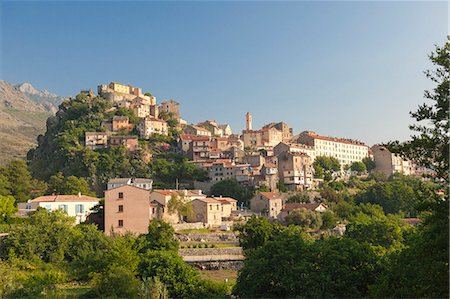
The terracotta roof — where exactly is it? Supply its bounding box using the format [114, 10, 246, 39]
[259, 192, 285, 201]
[152, 190, 178, 196]
[195, 198, 221, 204]
[215, 197, 237, 203]
[282, 202, 325, 212]
[30, 195, 99, 203]
[300, 131, 367, 146]
[264, 162, 277, 168]
[180, 134, 197, 141]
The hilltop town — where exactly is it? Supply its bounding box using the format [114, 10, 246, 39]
[14, 81, 432, 235]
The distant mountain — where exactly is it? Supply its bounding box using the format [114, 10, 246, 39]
[0, 80, 66, 164]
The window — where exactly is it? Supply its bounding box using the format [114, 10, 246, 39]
[217, 205, 219, 210]
[75, 204, 85, 214]
[118, 220, 123, 227]
[118, 192, 123, 199]
[58, 204, 68, 213]
[118, 205, 123, 212]
[44, 204, 51, 210]
[210, 205, 212, 211]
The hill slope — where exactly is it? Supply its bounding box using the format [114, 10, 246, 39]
[0, 80, 65, 164]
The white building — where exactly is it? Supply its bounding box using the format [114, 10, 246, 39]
[107, 178, 153, 190]
[18, 194, 100, 224]
[138, 117, 168, 138]
[371, 145, 415, 176]
[295, 131, 369, 167]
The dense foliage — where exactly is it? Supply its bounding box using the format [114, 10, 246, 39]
[0, 210, 227, 298]
[209, 179, 253, 205]
[313, 156, 341, 181]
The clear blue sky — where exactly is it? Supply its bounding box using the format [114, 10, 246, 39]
[1, 1, 447, 145]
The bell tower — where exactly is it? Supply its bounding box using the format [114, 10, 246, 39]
[246, 112, 252, 131]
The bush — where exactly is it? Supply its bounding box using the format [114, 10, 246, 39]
[89, 265, 140, 298]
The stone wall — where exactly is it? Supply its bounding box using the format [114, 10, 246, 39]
[179, 247, 243, 256]
[172, 222, 205, 231]
[189, 260, 244, 270]
[176, 233, 239, 244]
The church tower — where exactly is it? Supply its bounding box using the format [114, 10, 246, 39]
[246, 112, 252, 131]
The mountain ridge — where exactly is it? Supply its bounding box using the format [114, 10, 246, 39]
[0, 80, 66, 164]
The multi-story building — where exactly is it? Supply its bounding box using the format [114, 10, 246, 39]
[242, 127, 283, 149]
[138, 117, 168, 138]
[273, 142, 316, 160]
[210, 137, 229, 151]
[371, 145, 415, 177]
[278, 202, 328, 223]
[109, 136, 139, 151]
[18, 194, 99, 225]
[131, 97, 151, 118]
[199, 160, 251, 183]
[112, 116, 133, 132]
[104, 184, 152, 235]
[159, 100, 180, 120]
[184, 125, 212, 137]
[250, 192, 285, 219]
[85, 132, 108, 149]
[98, 82, 155, 105]
[263, 122, 293, 142]
[188, 136, 211, 161]
[295, 131, 369, 167]
[107, 178, 153, 190]
[277, 151, 314, 191]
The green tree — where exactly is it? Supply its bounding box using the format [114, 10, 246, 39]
[286, 192, 309, 203]
[167, 194, 193, 222]
[284, 208, 323, 231]
[233, 216, 281, 251]
[210, 179, 251, 205]
[138, 220, 179, 252]
[350, 161, 367, 174]
[138, 277, 169, 299]
[346, 204, 407, 255]
[2, 208, 75, 263]
[47, 172, 94, 196]
[386, 41, 449, 184]
[362, 157, 376, 172]
[2, 160, 33, 203]
[0, 195, 17, 223]
[234, 233, 378, 298]
[89, 265, 140, 298]
[355, 174, 435, 216]
[313, 156, 340, 181]
[321, 210, 337, 229]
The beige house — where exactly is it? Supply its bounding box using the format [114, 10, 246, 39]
[371, 145, 415, 177]
[104, 185, 152, 235]
[18, 194, 99, 225]
[242, 127, 283, 149]
[150, 189, 207, 224]
[273, 142, 316, 160]
[184, 125, 212, 137]
[277, 151, 314, 191]
[216, 197, 238, 219]
[250, 192, 285, 219]
[85, 132, 108, 149]
[131, 98, 151, 118]
[188, 198, 222, 226]
[188, 136, 211, 161]
[278, 202, 328, 223]
[112, 116, 133, 132]
[138, 117, 168, 138]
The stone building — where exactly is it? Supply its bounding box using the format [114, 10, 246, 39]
[85, 132, 108, 149]
[109, 136, 139, 151]
[250, 192, 285, 219]
[159, 100, 180, 120]
[277, 151, 313, 191]
[112, 116, 133, 132]
[371, 145, 415, 177]
[138, 117, 168, 138]
[263, 122, 293, 142]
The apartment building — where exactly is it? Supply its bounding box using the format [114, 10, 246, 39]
[184, 125, 212, 137]
[295, 131, 369, 166]
[188, 136, 211, 161]
[277, 151, 314, 191]
[107, 178, 153, 190]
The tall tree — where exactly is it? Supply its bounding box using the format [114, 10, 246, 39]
[387, 41, 449, 184]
